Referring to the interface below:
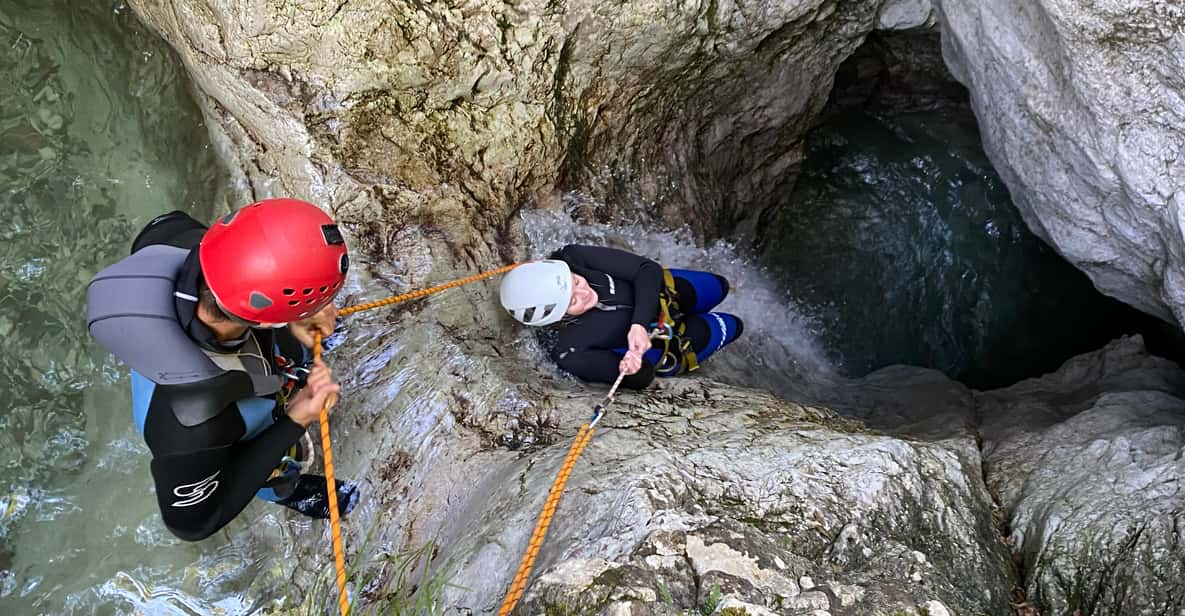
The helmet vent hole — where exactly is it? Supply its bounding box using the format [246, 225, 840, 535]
[522, 307, 536, 323]
[319, 285, 328, 293]
[288, 300, 300, 306]
[303, 288, 313, 295]
[306, 299, 316, 305]
[283, 288, 295, 296]
[542, 304, 557, 319]
[249, 292, 273, 309]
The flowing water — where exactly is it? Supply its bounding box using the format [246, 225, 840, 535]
[0, 1, 290, 613]
[520, 206, 839, 402]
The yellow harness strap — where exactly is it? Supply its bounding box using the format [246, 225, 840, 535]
[653, 269, 700, 375]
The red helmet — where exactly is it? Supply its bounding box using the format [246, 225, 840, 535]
[199, 198, 349, 325]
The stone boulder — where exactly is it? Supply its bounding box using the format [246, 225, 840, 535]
[977, 336, 1185, 616]
[425, 380, 1015, 615]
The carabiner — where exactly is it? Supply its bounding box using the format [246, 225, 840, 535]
[649, 322, 673, 341]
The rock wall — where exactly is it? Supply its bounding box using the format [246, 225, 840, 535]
[977, 337, 1185, 616]
[305, 356, 1017, 615]
[939, 0, 1185, 327]
[128, 0, 886, 253]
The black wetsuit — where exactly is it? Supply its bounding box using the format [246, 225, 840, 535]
[537, 245, 744, 390]
[129, 212, 349, 541]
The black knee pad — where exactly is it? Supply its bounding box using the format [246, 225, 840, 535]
[682, 315, 712, 350]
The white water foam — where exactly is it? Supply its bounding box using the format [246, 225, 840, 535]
[520, 202, 841, 401]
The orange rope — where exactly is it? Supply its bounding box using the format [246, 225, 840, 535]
[309, 261, 607, 615]
[496, 372, 624, 614]
[338, 263, 519, 317]
[310, 262, 519, 614]
[314, 333, 350, 616]
[497, 422, 599, 616]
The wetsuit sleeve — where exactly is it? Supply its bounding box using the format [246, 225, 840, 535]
[144, 394, 305, 541]
[554, 349, 656, 390]
[555, 245, 663, 327]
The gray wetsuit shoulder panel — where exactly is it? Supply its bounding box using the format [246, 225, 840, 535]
[87, 244, 283, 426]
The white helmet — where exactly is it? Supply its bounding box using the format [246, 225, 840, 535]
[500, 260, 573, 326]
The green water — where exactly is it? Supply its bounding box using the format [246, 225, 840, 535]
[759, 108, 1172, 389]
[0, 1, 275, 612]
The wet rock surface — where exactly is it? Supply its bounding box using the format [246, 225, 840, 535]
[977, 337, 1185, 616]
[128, 0, 888, 246]
[500, 381, 1014, 616]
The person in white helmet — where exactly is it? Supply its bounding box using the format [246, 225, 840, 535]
[501, 244, 744, 389]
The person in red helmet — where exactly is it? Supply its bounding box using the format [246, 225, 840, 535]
[87, 198, 358, 541]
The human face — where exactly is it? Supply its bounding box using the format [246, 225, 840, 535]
[566, 274, 599, 316]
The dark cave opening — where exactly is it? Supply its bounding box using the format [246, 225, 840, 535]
[755, 29, 1182, 389]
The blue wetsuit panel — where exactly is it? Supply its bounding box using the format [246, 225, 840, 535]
[131, 370, 155, 434]
[667, 269, 727, 314]
[695, 312, 742, 362]
[131, 369, 283, 503]
[132, 371, 277, 438]
[238, 398, 277, 440]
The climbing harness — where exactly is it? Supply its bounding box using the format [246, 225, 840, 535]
[650, 269, 699, 376]
[496, 371, 626, 616]
[312, 263, 517, 616]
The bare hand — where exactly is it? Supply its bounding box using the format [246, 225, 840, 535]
[290, 304, 338, 349]
[285, 358, 341, 427]
[627, 324, 652, 357]
[618, 351, 643, 376]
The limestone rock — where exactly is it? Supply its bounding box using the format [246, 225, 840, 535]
[938, 0, 1185, 327]
[484, 382, 1015, 615]
[876, 0, 936, 31]
[922, 600, 952, 616]
[128, 0, 887, 249]
[713, 597, 780, 616]
[977, 336, 1185, 615]
[122, 2, 1185, 615]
